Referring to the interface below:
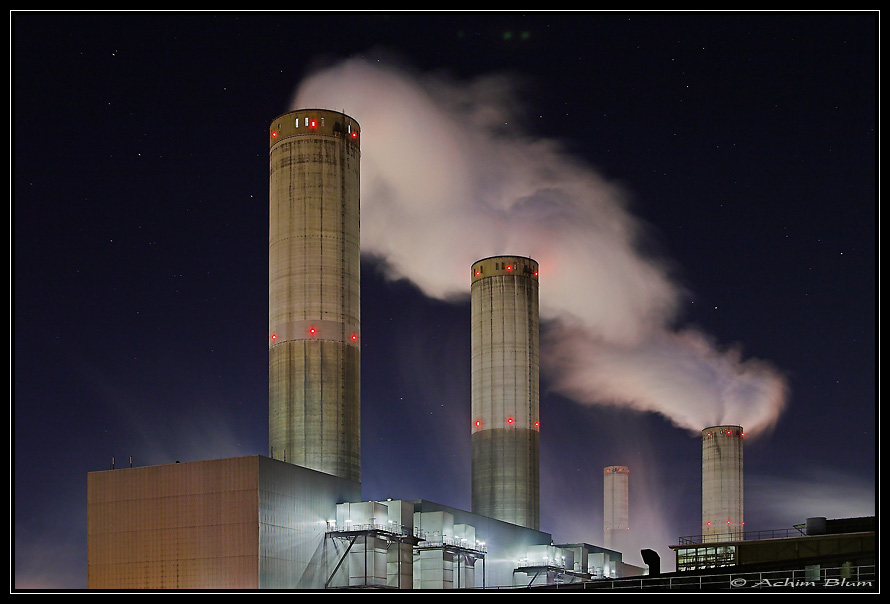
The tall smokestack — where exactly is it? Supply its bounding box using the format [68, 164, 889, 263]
[268, 109, 361, 482]
[603, 465, 630, 552]
[701, 425, 744, 543]
[470, 255, 540, 530]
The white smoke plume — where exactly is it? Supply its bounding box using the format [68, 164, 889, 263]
[292, 57, 788, 436]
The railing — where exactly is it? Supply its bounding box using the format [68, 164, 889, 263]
[326, 523, 487, 552]
[414, 534, 487, 553]
[544, 564, 877, 591]
[326, 522, 419, 539]
[678, 526, 807, 544]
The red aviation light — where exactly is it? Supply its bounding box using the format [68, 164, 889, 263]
[351, 130, 358, 139]
[309, 119, 318, 128]
[308, 327, 317, 336]
[475, 420, 482, 428]
[351, 333, 358, 342]
[506, 265, 512, 271]
[270, 333, 277, 341]
[506, 417, 514, 425]
[534, 421, 540, 428]
[271, 130, 278, 138]
[726, 430, 732, 436]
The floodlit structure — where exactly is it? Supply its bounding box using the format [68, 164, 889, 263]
[603, 465, 630, 553]
[86, 456, 362, 589]
[268, 109, 362, 482]
[470, 256, 540, 530]
[85, 110, 651, 591]
[701, 425, 744, 543]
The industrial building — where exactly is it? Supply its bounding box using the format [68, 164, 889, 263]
[86, 108, 645, 589]
[85, 108, 873, 590]
[544, 516, 876, 591]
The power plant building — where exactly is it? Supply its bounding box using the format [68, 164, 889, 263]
[85, 108, 649, 590]
[470, 256, 540, 531]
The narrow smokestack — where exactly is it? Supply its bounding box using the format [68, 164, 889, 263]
[470, 255, 540, 529]
[268, 109, 362, 482]
[603, 465, 630, 552]
[701, 425, 744, 542]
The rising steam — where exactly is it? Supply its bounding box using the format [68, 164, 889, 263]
[292, 57, 788, 436]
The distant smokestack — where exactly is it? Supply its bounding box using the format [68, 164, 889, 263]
[471, 255, 540, 530]
[701, 425, 744, 542]
[268, 109, 362, 482]
[603, 465, 630, 551]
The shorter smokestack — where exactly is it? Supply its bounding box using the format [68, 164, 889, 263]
[603, 465, 630, 552]
[701, 425, 744, 543]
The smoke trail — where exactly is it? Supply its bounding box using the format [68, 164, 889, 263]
[291, 57, 788, 436]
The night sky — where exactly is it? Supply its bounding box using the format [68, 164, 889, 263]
[13, 11, 877, 589]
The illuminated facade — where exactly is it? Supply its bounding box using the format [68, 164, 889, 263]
[87, 456, 361, 589]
